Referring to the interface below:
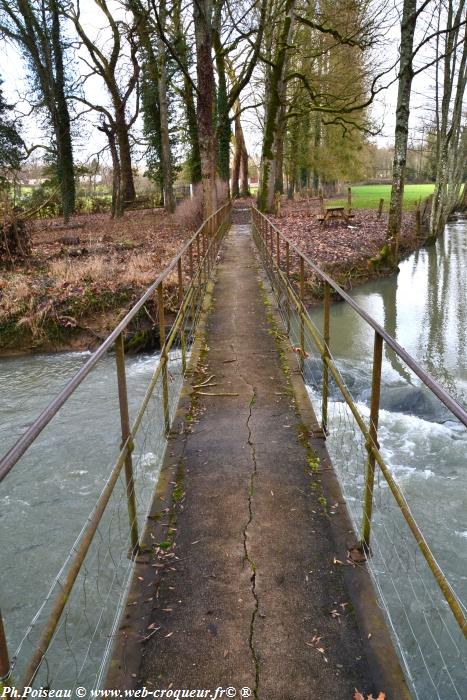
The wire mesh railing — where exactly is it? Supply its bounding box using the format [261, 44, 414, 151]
[252, 206, 467, 699]
[0, 202, 231, 691]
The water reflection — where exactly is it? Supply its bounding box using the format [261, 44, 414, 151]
[323, 220, 467, 404]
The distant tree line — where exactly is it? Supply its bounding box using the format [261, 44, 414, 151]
[0, 0, 465, 262]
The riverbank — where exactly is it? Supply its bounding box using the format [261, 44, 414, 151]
[0, 199, 424, 355]
[267, 198, 420, 299]
[0, 208, 196, 355]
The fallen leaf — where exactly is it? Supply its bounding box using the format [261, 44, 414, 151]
[348, 547, 368, 563]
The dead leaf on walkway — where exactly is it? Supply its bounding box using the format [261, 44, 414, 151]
[354, 691, 386, 700]
[348, 547, 368, 563]
[292, 346, 310, 358]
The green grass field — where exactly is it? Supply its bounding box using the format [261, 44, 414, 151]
[333, 183, 435, 211]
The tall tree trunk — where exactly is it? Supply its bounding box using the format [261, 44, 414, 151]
[274, 103, 286, 194]
[173, 0, 201, 185]
[213, 10, 230, 197]
[231, 110, 242, 198]
[240, 141, 249, 197]
[258, 0, 296, 213]
[385, 0, 417, 266]
[99, 121, 122, 217]
[185, 78, 202, 185]
[194, 0, 217, 219]
[232, 106, 249, 197]
[428, 3, 467, 242]
[157, 0, 175, 212]
[109, 132, 123, 218]
[115, 111, 136, 204]
[313, 113, 322, 194]
[50, 0, 75, 223]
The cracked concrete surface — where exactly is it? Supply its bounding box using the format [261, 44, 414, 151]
[138, 224, 376, 698]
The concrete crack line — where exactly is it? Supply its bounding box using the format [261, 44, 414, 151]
[228, 233, 261, 698]
[242, 385, 261, 700]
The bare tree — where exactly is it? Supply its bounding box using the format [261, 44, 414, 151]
[66, 0, 139, 207]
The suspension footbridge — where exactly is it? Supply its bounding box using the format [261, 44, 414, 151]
[1, 203, 466, 699]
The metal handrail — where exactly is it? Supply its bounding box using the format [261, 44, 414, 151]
[0, 202, 231, 688]
[0, 203, 230, 483]
[252, 206, 467, 638]
[252, 208, 467, 427]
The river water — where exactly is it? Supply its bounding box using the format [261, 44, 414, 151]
[304, 219, 467, 699]
[0, 351, 171, 688]
[1, 221, 466, 696]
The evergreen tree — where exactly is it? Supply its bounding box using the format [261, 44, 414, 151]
[0, 78, 23, 184]
[0, 0, 75, 221]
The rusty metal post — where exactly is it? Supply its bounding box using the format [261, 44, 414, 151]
[202, 227, 207, 259]
[189, 242, 194, 280]
[0, 610, 12, 691]
[299, 257, 305, 370]
[361, 331, 384, 550]
[158, 282, 171, 434]
[347, 186, 352, 214]
[321, 282, 330, 433]
[196, 234, 201, 281]
[177, 258, 187, 374]
[115, 333, 139, 555]
[286, 241, 290, 278]
[276, 230, 280, 268]
[202, 226, 209, 283]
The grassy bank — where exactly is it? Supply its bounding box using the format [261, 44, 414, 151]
[333, 184, 435, 211]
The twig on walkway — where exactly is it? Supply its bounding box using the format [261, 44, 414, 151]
[141, 626, 161, 643]
[194, 391, 239, 397]
[192, 374, 216, 388]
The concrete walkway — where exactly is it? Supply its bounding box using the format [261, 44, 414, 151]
[131, 224, 385, 699]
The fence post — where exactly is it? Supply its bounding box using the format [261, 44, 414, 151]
[347, 186, 352, 214]
[189, 242, 194, 280]
[196, 235, 201, 280]
[286, 240, 290, 278]
[378, 198, 384, 219]
[115, 333, 139, 555]
[276, 230, 280, 268]
[202, 226, 207, 260]
[299, 257, 305, 370]
[361, 331, 383, 551]
[158, 282, 171, 434]
[178, 258, 187, 374]
[0, 610, 12, 691]
[321, 282, 330, 433]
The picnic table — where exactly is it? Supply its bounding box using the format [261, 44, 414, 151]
[317, 205, 351, 223]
